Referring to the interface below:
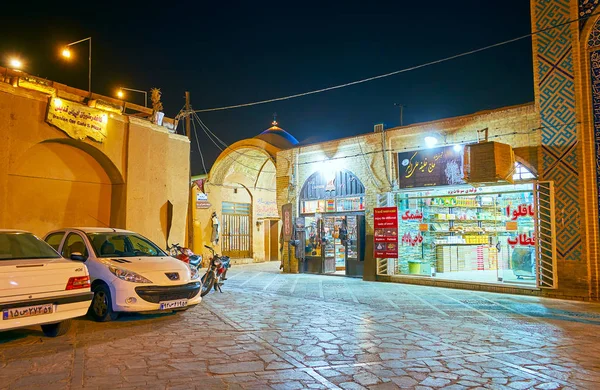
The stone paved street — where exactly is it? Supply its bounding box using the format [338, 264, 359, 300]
[2, 261, 600, 389]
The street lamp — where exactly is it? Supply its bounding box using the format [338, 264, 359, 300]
[61, 37, 92, 94]
[116, 87, 147, 107]
[9, 57, 23, 70]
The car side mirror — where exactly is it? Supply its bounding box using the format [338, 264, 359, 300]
[70, 252, 87, 262]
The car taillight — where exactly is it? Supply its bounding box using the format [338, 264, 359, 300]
[66, 276, 91, 290]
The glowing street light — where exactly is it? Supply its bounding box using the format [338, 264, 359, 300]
[9, 58, 23, 70]
[61, 37, 92, 94]
[116, 87, 147, 107]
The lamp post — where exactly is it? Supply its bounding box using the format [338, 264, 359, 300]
[117, 87, 147, 107]
[62, 37, 92, 94]
[9, 58, 23, 70]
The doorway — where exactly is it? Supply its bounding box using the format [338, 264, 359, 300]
[221, 202, 252, 258]
[263, 219, 279, 261]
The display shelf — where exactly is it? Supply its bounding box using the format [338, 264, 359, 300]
[421, 204, 500, 210]
[423, 231, 498, 235]
[434, 243, 492, 246]
[425, 219, 506, 223]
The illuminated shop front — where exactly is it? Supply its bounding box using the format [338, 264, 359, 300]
[379, 145, 549, 287]
[299, 169, 366, 276]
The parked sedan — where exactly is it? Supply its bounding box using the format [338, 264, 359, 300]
[0, 230, 93, 337]
[44, 228, 202, 321]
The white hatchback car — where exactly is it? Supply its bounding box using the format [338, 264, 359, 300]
[44, 228, 202, 321]
[0, 230, 93, 336]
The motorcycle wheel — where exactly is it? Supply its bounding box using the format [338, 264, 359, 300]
[200, 272, 215, 297]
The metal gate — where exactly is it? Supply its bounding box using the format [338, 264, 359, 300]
[222, 202, 252, 258]
[534, 181, 557, 289]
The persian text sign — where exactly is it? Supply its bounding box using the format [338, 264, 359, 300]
[374, 207, 398, 258]
[398, 146, 464, 188]
[282, 203, 293, 241]
[46, 98, 108, 142]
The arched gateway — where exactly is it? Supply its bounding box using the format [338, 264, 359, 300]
[298, 169, 367, 276]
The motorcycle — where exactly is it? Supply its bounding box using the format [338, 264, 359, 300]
[167, 243, 202, 269]
[200, 245, 231, 297]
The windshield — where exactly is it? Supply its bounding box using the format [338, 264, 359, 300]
[0, 233, 61, 260]
[87, 233, 167, 258]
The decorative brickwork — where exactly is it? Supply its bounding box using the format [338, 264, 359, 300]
[534, 0, 581, 261]
[588, 17, 600, 46]
[590, 50, 600, 254]
[580, 0, 600, 29]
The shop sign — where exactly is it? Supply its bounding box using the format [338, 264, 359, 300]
[397, 146, 464, 188]
[18, 75, 56, 95]
[46, 97, 108, 142]
[505, 204, 534, 220]
[374, 207, 398, 258]
[256, 197, 278, 218]
[507, 233, 535, 248]
[195, 192, 210, 209]
[400, 210, 423, 221]
[401, 232, 423, 246]
[282, 203, 293, 241]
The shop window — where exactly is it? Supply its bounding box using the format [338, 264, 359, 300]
[388, 183, 537, 286]
[513, 163, 535, 181]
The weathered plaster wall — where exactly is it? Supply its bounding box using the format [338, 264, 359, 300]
[0, 79, 189, 248]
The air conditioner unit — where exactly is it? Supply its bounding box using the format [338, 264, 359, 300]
[374, 123, 384, 133]
[463, 141, 515, 184]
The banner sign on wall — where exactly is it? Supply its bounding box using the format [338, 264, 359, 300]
[196, 192, 211, 209]
[282, 203, 293, 241]
[397, 146, 464, 188]
[46, 97, 108, 143]
[374, 206, 398, 258]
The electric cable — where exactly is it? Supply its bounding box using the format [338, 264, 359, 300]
[195, 112, 293, 165]
[194, 114, 276, 174]
[192, 12, 600, 113]
[190, 110, 208, 175]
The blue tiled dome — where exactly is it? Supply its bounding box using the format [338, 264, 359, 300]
[254, 122, 299, 149]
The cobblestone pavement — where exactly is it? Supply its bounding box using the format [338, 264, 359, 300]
[2, 261, 600, 390]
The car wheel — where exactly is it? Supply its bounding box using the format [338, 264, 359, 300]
[41, 319, 72, 337]
[90, 284, 119, 322]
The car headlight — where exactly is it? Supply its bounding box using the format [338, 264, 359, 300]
[109, 266, 153, 283]
[188, 264, 200, 280]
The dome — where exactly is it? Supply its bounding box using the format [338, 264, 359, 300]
[254, 121, 299, 150]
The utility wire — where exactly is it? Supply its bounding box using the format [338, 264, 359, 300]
[193, 114, 277, 174]
[190, 111, 208, 175]
[192, 11, 600, 113]
[195, 113, 275, 162]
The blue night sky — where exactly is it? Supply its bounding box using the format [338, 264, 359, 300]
[0, 1, 533, 175]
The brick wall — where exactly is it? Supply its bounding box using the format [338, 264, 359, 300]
[276, 103, 540, 280]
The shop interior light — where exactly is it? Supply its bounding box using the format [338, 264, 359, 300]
[453, 144, 463, 152]
[424, 136, 438, 148]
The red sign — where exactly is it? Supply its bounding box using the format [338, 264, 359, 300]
[374, 207, 398, 258]
[506, 204, 534, 220]
[282, 203, 293, 241]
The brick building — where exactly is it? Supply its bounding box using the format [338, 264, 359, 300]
[203, 0, 600, 300]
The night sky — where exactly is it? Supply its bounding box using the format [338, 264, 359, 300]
[1, 1, 533, 175]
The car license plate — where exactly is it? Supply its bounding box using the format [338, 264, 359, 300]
[3, 303, 54, 320]
[159, 299, 188, 310]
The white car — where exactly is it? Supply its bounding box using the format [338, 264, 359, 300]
[44, 228, 202, 321]
[0, 230, 93, 337]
